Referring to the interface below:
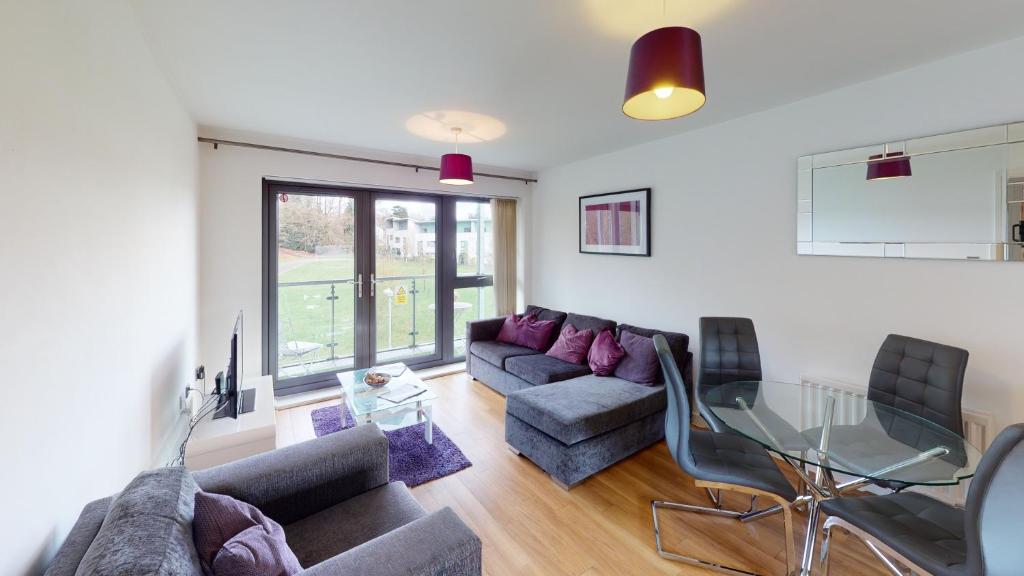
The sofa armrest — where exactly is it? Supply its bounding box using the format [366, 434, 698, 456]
[467, 317, 505, 347]
[192, 424, 388, 525]
[44, 497, 113, 576]
[298, 507, 481, 576]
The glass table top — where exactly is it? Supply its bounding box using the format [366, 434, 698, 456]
[336, 364, 437, 418]
[701, 380, 982, 486]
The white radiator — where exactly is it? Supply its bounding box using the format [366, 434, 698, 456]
[800, 375, 993, 505]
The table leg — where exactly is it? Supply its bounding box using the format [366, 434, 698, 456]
[423, 404, 433, 444]
[416, 400, 423, 422]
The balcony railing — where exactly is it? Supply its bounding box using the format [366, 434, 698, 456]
[277, 274, 438, 377]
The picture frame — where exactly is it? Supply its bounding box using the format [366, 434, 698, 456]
[578, 188, 651, 256]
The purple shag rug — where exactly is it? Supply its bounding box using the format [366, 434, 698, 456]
[310, 404, 471, 487]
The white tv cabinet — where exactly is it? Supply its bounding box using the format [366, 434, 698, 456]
[185, 375, 277, 470]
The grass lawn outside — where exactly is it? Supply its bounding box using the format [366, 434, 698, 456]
[277, 251, 494, 376]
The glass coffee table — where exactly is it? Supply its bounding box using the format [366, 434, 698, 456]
[336, 364, 438, 443]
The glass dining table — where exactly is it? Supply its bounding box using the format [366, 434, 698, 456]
[701, 380, 982, 576]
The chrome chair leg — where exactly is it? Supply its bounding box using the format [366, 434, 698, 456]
[821, 517, 920, 576]
[819, 523, 833, 576]
[652, 500, 759, 576]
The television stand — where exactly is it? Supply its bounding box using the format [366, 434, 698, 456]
[212, 387, 257, 419]
[186, 376, 276, 469]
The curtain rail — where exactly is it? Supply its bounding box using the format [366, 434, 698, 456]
[198, 137, 537, 184]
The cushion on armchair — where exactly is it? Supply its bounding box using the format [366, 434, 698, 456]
[193, 491, 300, 575]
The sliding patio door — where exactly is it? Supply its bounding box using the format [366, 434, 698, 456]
[267, 182, 482, 395]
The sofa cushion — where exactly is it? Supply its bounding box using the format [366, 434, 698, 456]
[495, 314, 527, 345]
[618, 323, 690, 385]
[284, 482, 425, 568]
[525, 305, 568, 348]
[588, 329, 625, 376]
[564, 312, 616, 336]
[614, 330, 660, 385]
[506, 375, 667, 445]
[469, 340, 539, 368]
[546, 324, 595, 365]
[517, 317, 559, 351]
[76, 467, 202, 576]
[505, 354, 592, 386]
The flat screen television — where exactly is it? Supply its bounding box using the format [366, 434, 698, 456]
[214, 311, 254, 419]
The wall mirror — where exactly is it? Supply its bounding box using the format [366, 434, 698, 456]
[797, 122, 1024, 260]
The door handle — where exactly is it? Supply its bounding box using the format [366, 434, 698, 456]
[370, 274, 375, 297]
[355, 274, 362, 298]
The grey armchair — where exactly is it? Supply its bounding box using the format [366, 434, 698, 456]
[46, 425, 482, 576]
[820, 423, 1024, 576]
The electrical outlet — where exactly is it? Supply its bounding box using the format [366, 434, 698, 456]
[180, 385, 191, 414]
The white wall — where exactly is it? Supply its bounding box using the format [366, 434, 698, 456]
[199, 128, 533, 381]
[532, 35, 1024, 432]
[0, 2, 198, 574]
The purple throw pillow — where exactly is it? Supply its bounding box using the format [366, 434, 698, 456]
[546, 324, 595, 365]
[588, 329, 625, 376]
[495, 314, 523, 344]
[614, 330, 661, 384]
[516, 316, 558, 351]
[212, 524, 303, 576]
[193, 491, 301, 576]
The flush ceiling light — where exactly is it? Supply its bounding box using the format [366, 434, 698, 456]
[623, 25, 706, 120]
[439, 128, 473, 186]
[867, 145, 912, 181]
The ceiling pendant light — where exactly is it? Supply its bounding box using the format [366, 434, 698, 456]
[439, 127, 473, 186]
[866, 144, 912, 181]
[622, 2, 705, 120]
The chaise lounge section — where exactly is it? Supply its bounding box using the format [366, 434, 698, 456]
[467, 305, 693, 488]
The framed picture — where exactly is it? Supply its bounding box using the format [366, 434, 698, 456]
[579, 188, 651, 256]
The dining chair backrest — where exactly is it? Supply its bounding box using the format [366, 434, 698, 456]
[964, 423, 1024, 576]
[655, 334, 696, 474]
[699, 317, 762, 389]
[868, 334, 968, 435]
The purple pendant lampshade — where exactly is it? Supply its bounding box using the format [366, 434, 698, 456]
[623, 26, 706, 120]
[866, 151, 912, 180]
[439, 153, 473, 185]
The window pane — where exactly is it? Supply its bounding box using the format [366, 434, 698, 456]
[456, 201, 493, 276]
[375, 199, 438, 363]
[453, 285, 496, 357]
[276, 193, 356, 379]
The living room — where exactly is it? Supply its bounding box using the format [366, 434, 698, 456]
[5, 2, 1024, 575]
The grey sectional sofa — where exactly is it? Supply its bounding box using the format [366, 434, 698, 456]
[467, 305, 692, 489]
[46, 425, 481, 576]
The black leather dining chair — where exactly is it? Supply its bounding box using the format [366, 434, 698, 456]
[698, 317, 762, 432]
[820, 423, 1024, 576]
[869, 334, 969, 435]
[652, 334, 798, 576]
[868, 334, 969, 491]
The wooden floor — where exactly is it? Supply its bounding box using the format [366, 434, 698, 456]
[277, 372, 888, 576]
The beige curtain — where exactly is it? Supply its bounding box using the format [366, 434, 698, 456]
[491, 198, 517, 316]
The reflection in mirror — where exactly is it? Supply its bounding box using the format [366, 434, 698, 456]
[797, 122, 1024, 261]
[812, 145, 1006, 244]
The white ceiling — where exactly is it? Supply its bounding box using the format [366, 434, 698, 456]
[131, 0, 1024, 172]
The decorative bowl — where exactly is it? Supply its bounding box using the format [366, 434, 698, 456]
[363, 372, 391, 388]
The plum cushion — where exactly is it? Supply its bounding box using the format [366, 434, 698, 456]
[212, 525, 303, 576]
[516, 316, 558, 351]
[193, 491, 300, 576]
[614, 330, 661, 384]
[495, 314, 527, 345]
[546, 324, 595, 365]
[588, 329, 625, 376]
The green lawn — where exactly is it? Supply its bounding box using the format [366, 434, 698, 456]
[277, 252, 494, 373]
